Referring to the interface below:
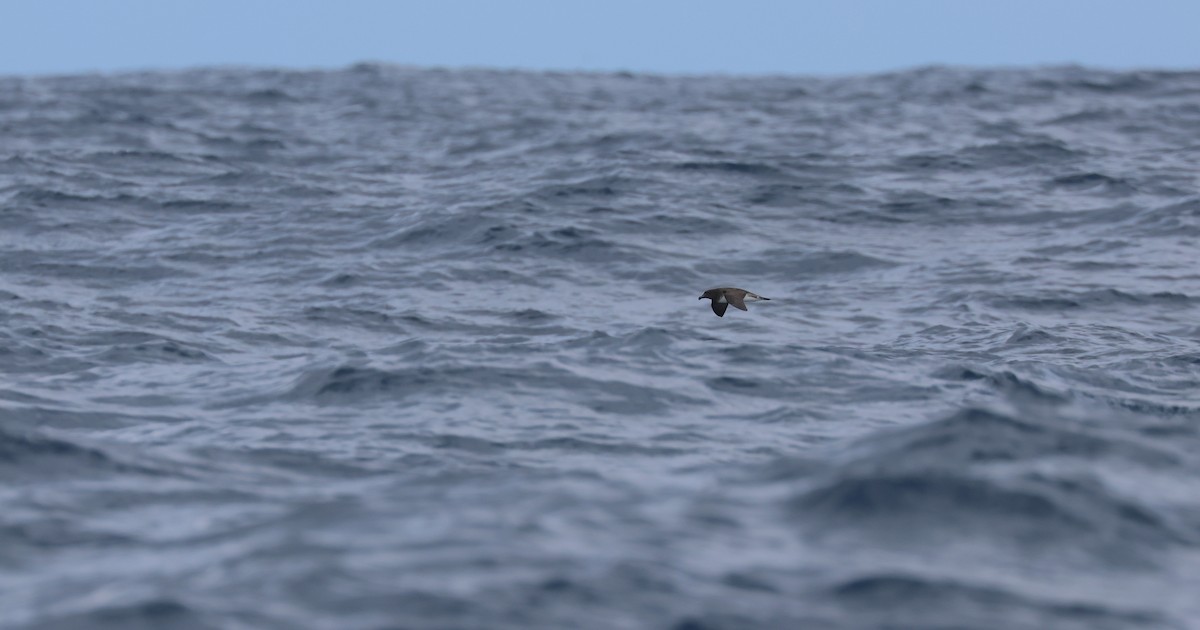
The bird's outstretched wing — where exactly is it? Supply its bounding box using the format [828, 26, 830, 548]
[711, 300, 728, 317]
[726, 291, 749, 311]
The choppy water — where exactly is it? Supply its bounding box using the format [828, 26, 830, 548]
[2, 64, 1199, 630]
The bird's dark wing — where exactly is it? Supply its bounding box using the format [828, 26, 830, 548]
[711, 300, 728, 317]
[726, 291, 749, 311]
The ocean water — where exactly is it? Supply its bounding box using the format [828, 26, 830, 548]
[1, 64, 1199, 630]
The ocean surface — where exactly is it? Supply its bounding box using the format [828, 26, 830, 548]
[1, 64, 1199, 630]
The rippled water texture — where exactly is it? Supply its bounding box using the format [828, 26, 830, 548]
[2, 65, 1199, 629]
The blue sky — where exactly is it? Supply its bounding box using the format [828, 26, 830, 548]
[2, 0, 1198, 76]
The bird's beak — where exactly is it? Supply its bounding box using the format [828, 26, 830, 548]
[698, 296, 704, 300]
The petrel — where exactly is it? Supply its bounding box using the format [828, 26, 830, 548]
[699, 287, 770, 317]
